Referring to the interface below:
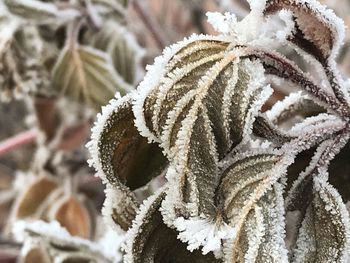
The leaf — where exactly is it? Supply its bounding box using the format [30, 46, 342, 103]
[20, 244, 50, 263]
[88, 94, 167, 190]
[224, 184, 288, 263]
[14, 176, 58, 219]
[52, 46, 131, 109]
[102, 183, 139, 231]
[49, 195, 92, 239]
[265, 92, 325, 126]
[16, 221, 112, 263]
[292, 176, 350, 262]
[124, 189, 221, 263]
[215, 153, 290, 261]
[264, 0, 344, 63]
[216, 153, 287, 223]
[3, 0, 80, 23]
[134, 36, 273, 221]
[253, 114, 293, 145]
[87, 95, 167, 230]
[90, 21, 144, 85]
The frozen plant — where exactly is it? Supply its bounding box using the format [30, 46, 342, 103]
[88, 0, 350, 262]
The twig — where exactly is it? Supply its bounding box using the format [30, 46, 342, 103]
[0, 130, 37, 157]
[132, 0, 166, 49]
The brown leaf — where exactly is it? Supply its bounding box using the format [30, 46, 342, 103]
[14, 176, 58, 219]
[20, 245, 50, 263]
[50, 195, 91, 239]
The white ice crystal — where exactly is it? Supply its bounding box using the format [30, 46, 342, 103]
[174, 216, 236, 257]
[98, 226, 125, 262]
[206, 0, 267, 44]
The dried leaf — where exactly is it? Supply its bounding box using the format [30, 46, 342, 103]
[52, 46, 131, 109]
[14, 176, 58, 219]
[20, 244, 50, 263]
[49, 195, 91, 239]
[124, 189, 221, 263]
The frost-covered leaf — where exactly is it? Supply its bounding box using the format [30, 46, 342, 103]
[14, 221, 113, 263]
[224, 184, 288, 263]
[102, 183, 139, 231]
[87, 95, 167, 230]
[253, 114, 293, 145]
[216, 152, 289, 224]
[216, 153, 291, 261]
[91, 21, 144, 85]
[134, 36, 273, 221]
[292, 176, 350, 262]
[264, 0, 344, 63]
[88, 95, 167, 190]
[0, 24, 50, 100]
[124, 189, 221, 263]
[265, 92, 325, 126]
[4, 0, 80, 23]
[52, 46, 131, 109]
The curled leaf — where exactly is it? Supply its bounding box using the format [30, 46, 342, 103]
[88, 94, 167, 190]
[264, 0, 344, 63]
[87, 95, 167, 230]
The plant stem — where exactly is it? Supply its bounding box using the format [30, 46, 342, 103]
[0, 130, 37, 157]
[132, 0, 166, 49]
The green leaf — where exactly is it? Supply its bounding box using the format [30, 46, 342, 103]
[124, 189, 221, 263]
[292, 176, 350, 262]
[52, 46, 131, 109]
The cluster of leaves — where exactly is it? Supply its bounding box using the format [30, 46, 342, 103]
[87, 0, 350, 262]
[0, 0, 143, 109]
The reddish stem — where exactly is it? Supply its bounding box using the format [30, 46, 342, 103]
[0, 130, 37, 157]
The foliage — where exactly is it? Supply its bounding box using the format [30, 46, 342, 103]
[87, 0, 350, 262]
